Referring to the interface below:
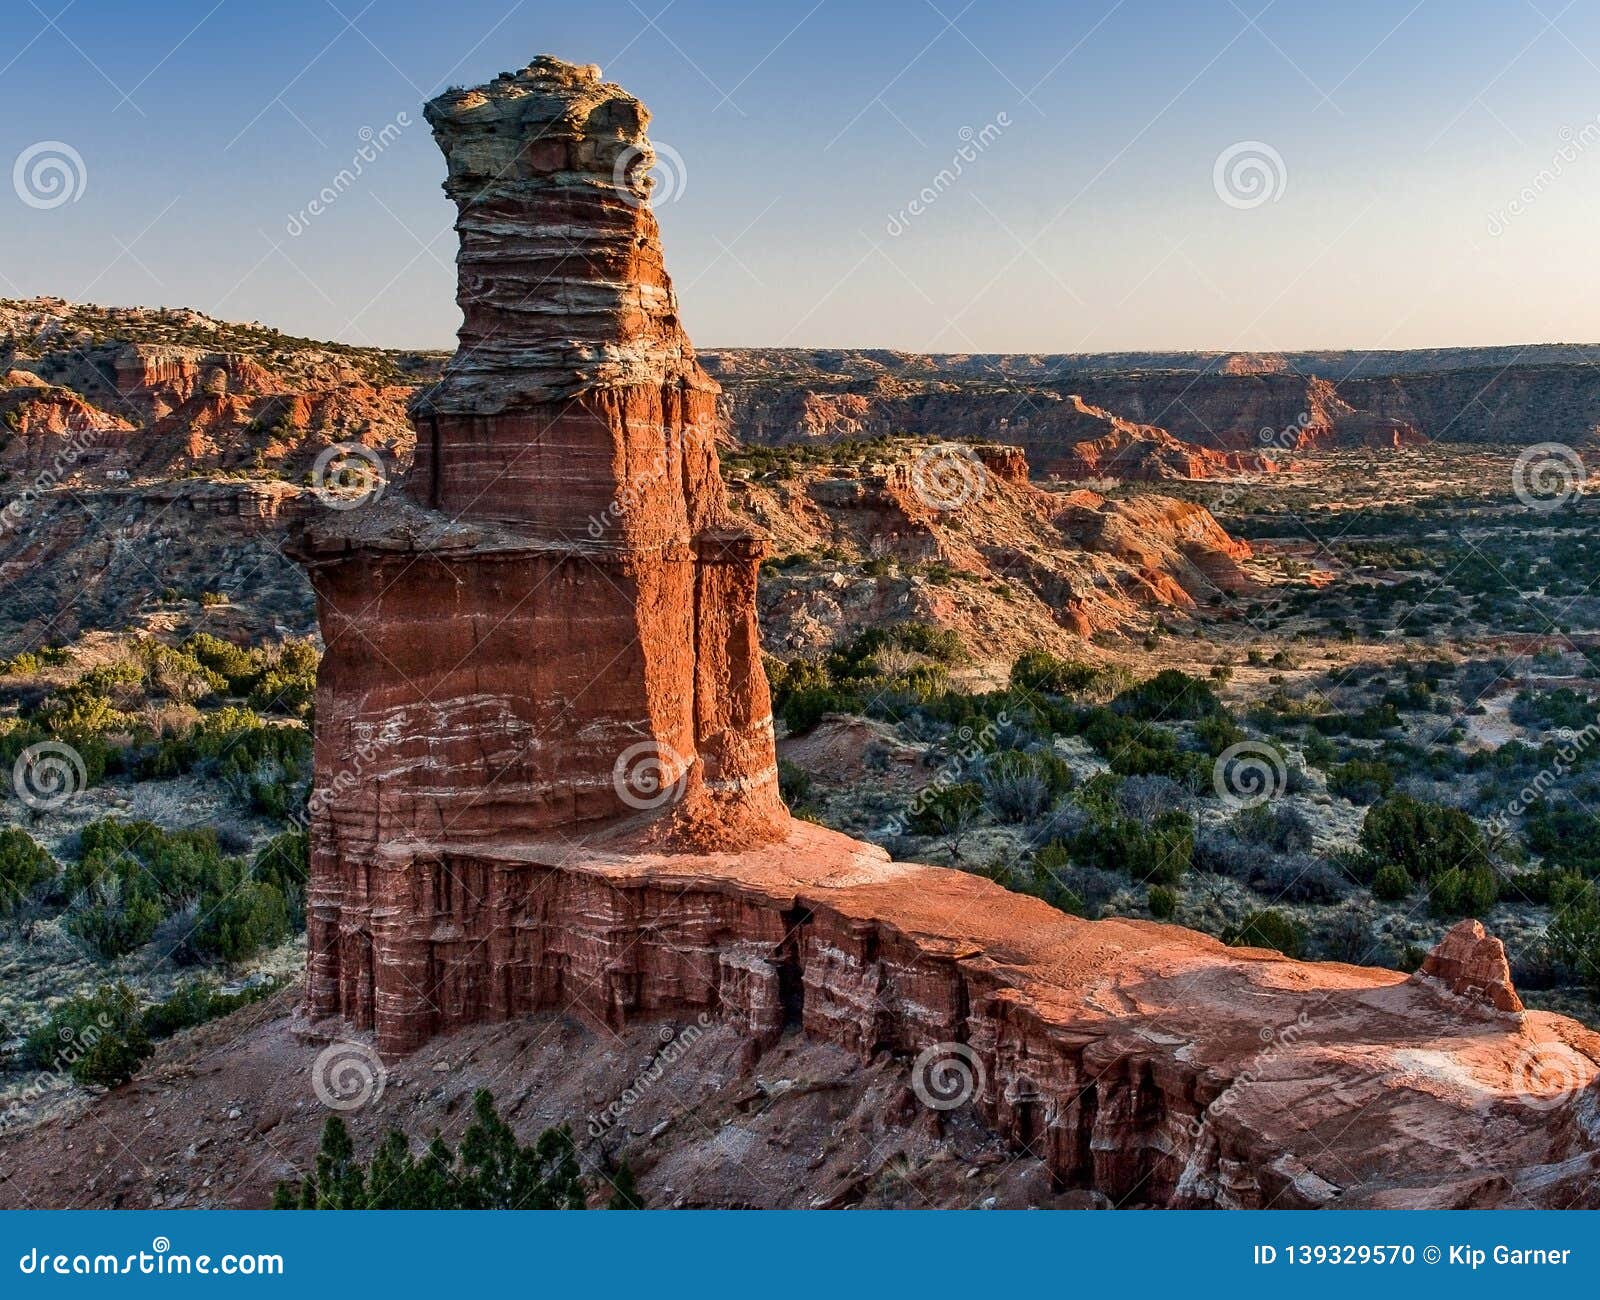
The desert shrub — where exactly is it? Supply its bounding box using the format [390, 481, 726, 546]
[1250, 854, 1350, 905]
[1006, 845, 1088, 915]
[1358, 794, 1489, 883]
[1227, 909, 1304, 958]
[1523, 801, 1600, 877]
[1113, 774, 1190, 822]
[1547, 876, 1600, 996]
[1070, 808, 1193, 886]
[131, 707, 311, 818]
[980, 764, 1049, 824]
[1192, 829, 1275, 881]
[1010, 651, 1100, 697]
[1300, 729, 1338, 769]
[1372, 863, 1413, 901]
[1193, 711, 1245, 756]
[275, 1090, 603, 1210]
[777, 759, 813, 809]
[978, 749, 1073, 823]
[1327, 759, 1395, 804]
[182, 874, 290, 965]
[64, 881, 165, 959]
[62, 819, 295, 964]
[22, 983, 152, 1089]
[0, 828, 55, 915]
[1147, 884, 1177, 919]
[141, 977, 282, 1039]
[1427, 865, 1499, 919]
[1510, 687, 1600, 733]
[1080, 708, 1206, 786]
[1309, 911, 1380, 965]
[1113, 670, 1222, 722]
[182, 633, 257, 690]
[908, 783, 983, 837]
[1232, 803, 1314, 853]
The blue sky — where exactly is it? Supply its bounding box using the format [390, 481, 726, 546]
[4, 0, 1600, 351]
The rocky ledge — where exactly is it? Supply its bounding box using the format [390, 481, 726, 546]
[308, 818, 1600, 1208]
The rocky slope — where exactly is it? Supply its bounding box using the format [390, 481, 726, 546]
[732, 442, 1260, 654]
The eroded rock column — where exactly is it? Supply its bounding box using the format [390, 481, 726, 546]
[295, 57, 787, 1052]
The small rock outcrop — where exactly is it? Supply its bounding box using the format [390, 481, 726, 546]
[1419, 919, 1525, 1014]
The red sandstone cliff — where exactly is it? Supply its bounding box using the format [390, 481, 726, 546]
[292, 58, 788, 1054]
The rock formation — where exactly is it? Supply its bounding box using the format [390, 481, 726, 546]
[294, 57, 787, 1053]
[1420, 919, 1525, 1014]
[288, 57, 1600, 1204]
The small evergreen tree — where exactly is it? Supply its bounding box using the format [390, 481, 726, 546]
[275, 1090, 620, 1210]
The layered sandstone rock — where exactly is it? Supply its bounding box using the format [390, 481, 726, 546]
[294, 58, 787, 1052]
[329, 822, 1599, 1206]
[1419, 919, 1525, 1015]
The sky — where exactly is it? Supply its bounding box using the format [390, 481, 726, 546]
[3, 0, 1600, 353]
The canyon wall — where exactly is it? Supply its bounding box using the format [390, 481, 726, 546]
[705, 351, 1598, 453]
